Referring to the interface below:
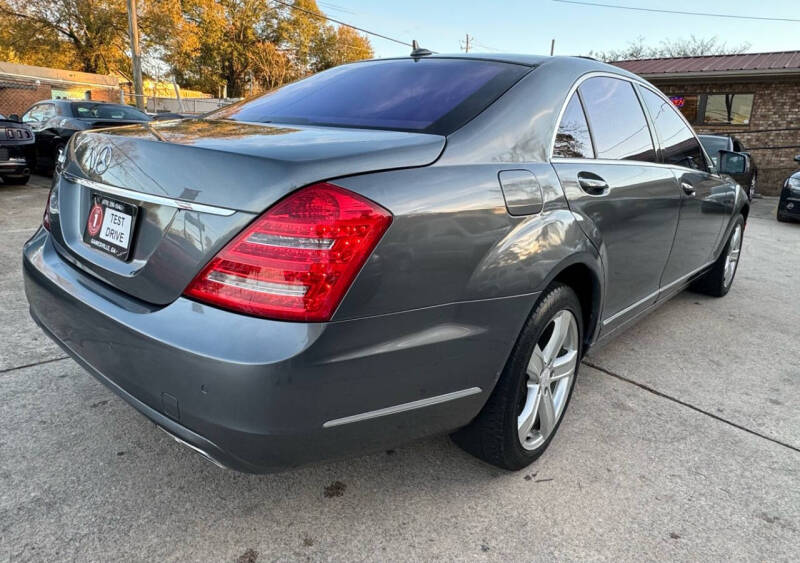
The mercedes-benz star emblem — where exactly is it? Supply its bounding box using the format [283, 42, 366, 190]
[91, 145, 113, 175]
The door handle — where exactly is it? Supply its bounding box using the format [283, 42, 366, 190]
[681, 182, 696, 197]
[577, 174, 609, 195]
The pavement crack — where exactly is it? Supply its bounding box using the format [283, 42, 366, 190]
[0, 356, 70, 376]
[583, 359, 800, 454]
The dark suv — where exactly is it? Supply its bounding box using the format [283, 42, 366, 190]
[0, 113, 34, 185]
[699, 134, 758, 199]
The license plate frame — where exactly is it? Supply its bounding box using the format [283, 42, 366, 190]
[82, 192, 139, 261]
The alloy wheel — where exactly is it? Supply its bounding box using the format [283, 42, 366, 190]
[723, 224, 742, 288]
[517, 309, 579, 450]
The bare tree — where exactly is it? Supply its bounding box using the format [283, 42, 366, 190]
[589, 35, 751, 62]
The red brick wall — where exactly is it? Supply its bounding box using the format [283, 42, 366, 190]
[0, 83, 122, 116]
[656, 80, 800, 195]
[0, 84, 52, 117]
[88, 88, 121, 103]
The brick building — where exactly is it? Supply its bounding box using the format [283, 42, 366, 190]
[613, 51, 800, 195]
[0, 61, 121, 118]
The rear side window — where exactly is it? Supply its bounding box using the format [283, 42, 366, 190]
[578, 77, 655, 162]
[640, 88, 708, 172]
[553, 93, 594, 158]
[208, 58, 530, 135]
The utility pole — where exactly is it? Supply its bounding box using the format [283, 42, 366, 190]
[461, 33, 473, 53]
[550, 39, 555, 56]
[126, 0, 145, 110]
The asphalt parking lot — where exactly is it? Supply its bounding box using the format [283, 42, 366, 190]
[1, 176, 799, 561]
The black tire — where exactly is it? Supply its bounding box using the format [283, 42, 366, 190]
[691, 215, 745, 297]
[452, 283, 583, 470]
[1, 174, 30, 185]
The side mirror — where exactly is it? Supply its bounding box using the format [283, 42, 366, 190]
[8, 114, 20, 122]
[794, 154, 800, 163]
[718, 150, 749, 175]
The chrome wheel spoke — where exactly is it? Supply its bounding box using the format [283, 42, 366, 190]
[538, 388, 556, 438]
[517, 384, 541, 443]
[551, 349, 578, 380]
[542, 311, 570, 364]
[526, 345, 546, 383]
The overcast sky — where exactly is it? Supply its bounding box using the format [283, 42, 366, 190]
[327, 0, 799, 58]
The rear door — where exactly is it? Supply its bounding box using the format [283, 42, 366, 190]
[551, 76, 681, 334]
[637, 86, 732, 293]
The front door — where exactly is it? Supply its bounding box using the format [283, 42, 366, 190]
[637, 86, 733, 291]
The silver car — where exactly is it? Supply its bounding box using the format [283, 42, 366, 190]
[23, 54, 750, 472]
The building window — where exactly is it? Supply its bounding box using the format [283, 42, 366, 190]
[703, 94, 754, 125]
[669, 93, 754, 126]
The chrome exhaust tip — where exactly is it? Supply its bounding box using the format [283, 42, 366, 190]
[157, 426, 228, 470]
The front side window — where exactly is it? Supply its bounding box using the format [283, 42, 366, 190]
[640, 87, 708, 172]
[578, 77, 655, 162]
[553, 93, 594, 158]
[208, 58, 530, 135]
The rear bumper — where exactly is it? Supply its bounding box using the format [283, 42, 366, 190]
[0, 158, 29, 176]
[23, 229, 535, 472]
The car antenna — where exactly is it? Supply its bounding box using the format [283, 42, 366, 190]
[410, 40, 432, 58]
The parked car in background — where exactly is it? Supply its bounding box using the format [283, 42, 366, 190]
[21, 100, 151, 171]
[0, 113, 34, 185]
[699, 134, 758, 199]
[777, 155, 800, 222]
[24, 54, 751, 473]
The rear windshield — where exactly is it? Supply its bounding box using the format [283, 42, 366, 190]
[208, 58, 530, 135]
[72, 102, 149, 121]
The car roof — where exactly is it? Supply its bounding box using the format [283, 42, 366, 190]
[698, 134, 729, 140]
[356, 53, 644, 80]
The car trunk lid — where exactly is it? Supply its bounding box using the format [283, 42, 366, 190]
[51, 119, 445, 305]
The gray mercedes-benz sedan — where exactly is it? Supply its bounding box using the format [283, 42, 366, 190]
[23, 54, 750, 473]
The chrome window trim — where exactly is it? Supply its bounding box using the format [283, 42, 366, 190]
[64, 173, 237, 216]
[323, 387, 482, 428]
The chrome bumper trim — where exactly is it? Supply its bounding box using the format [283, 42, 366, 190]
[64, 173, 237, 216]
[323, 387, 483, 428]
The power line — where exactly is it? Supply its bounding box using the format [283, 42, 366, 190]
[552, 0, 800, 23]
[269, 0, 413, 47]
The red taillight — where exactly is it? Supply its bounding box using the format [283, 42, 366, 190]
[184, 183, 392, 321]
